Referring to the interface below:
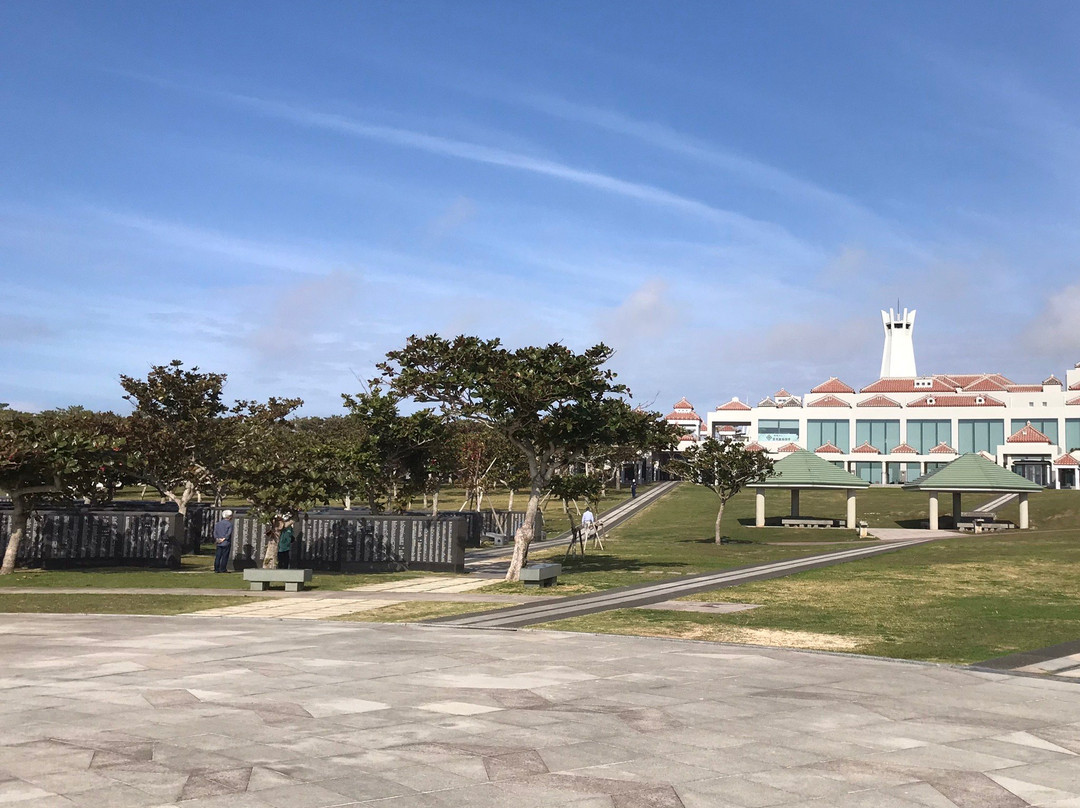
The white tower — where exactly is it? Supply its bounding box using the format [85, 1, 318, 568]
[880, 307, 917, 378]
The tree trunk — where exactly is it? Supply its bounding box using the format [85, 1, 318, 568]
[505, 486, 542, 581]
[0, 497, 28, 575]
[714, 500, 726, 544]
[262, 518, 281, 569]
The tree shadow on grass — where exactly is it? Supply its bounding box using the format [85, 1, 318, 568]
[558, 555, 687, 574]
[676, 536, 753, 545]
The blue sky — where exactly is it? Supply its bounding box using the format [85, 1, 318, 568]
[4, 2, 1080, 415]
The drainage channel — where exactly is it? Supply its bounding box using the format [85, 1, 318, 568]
[439, 537, 938, 629]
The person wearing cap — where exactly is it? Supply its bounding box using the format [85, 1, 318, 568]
[277, 515, 295, 569]
[212, 510, 235, 573]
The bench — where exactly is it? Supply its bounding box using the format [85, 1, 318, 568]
[519, 562, 561, 588]
[483, 531, 510, 546]
[780, 517, 836, 528]
[243, 568, 313, 592]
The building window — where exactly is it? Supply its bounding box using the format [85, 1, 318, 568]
[1011, 419, 1059, 445]
[757, 419, 799, 442]
[854, 462, 882, 484]
[958, 420, 1005, 454]
[908, 420, 951, 454]
[856, 420, 900, 453]
[808, 420, 850, 453]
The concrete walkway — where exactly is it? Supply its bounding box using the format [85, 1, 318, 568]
[868, 528, 964, 542]
[2, 614, 1079, 808]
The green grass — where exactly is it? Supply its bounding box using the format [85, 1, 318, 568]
[0, 555, 432, 591]
[479, 484, 878, 596]
[0, 593, 249, 615]
[535, 487, 1080, 664]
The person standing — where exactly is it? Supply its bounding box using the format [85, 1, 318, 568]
[212, 510, 235, 573]
[631, 479, 637, 498]
[277, 516, 295, 569]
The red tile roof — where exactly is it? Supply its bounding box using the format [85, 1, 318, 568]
[1006, 385, 1043, 393]
[715, 425, 738, 433]
[861, 377, 954, 394]
[857, 394, 902, 408]
[673, 397, 694, 410]
[814, 441, 843, 454]
[891, 443, 918, 454]
[907, 394, 1005, 408]
[1070, 381, 1080, 391]
[777, 442, 801, 453]
[1055, 453, 1080, 466]
[929, 442, 957, 454]
[852, 441, 881, 454]
[717, 399, 752, 411]
[963, 376, 1009, 392]
[744, 442, 766, 452]
[1068, 396, 1080, 406]
[778, 399, 802, 408]
[807, 394, 851, 408]
[810, 377, 855, 394]
[1043, 375, 1063, 386]
[756, 397, 777, 407]
[665, 411, 703, 422]
[1007, 423, 1052, 444]
[775, 388, 792, 397]
[678, 434, 697, 442]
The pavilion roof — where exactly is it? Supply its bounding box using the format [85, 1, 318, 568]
[902, 453, 1043, 493]
[756, 449, 870, 490]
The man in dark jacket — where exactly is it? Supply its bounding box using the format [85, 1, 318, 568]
[212, 510, 235, 573]
[277, 516, 295, 569]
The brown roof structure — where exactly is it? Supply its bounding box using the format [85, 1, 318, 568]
[857, 394, 902, 408]
[1007, 423, 1052, 444]
[810, 377, 855, 394]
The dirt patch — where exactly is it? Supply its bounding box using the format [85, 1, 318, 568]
[635, 623, 873, 652]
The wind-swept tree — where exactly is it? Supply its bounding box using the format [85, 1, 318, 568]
[378, 335, 659, 580]
[667, 438, 775, 543]
[0, 409, 125, 574]
[119, 361, 229, 517]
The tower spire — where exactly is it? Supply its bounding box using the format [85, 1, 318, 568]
[880, 307, 917, 378]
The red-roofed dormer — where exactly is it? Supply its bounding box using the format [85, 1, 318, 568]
[810, 377, 855, 394]
[1055, 453, 1080, 467]
[717, 398, 752, 411]
[929, 442, 956, 454]
[908, 394, 1005, 408]
[743, 442, 766, 452]
[891, 443, 918, 454]
[807, 394, 852, 408]
[852, 441, 881, 454]
[1068, 396, 1080, 406]
[777, 442, 801, 453]
[814, 441, 843, 454]
[857, 394, 902, 408]
[673, 397, 694, 410]
[1043, 375, 1063, 387]
[1007, 422, 1052, 444]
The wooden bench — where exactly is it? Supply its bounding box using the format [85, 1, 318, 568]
[520, 562, 561, 588]
[243, 568, 313, 592]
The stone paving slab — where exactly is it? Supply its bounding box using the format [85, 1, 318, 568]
[349, 578, 496, 594]
[191, 599, 404, 619]
[2, 615, 1080, 807]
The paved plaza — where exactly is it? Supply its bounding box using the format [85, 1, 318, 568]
[1, 616, 1080, 807]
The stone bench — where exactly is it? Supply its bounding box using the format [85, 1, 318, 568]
[243, 568, 313, 592]
[780, 517, 836, 528]
[483, 531, 510, 546]
[520, 562, 561, 588]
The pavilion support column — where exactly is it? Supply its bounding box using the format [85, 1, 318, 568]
[1019, 493, 1030, 529]
[952, 492, 962, 526]
[790, 489, 800, 518]
[755, 489, 766, 528]
[928, 492, 939, 531]
[846, 489, 856, 528]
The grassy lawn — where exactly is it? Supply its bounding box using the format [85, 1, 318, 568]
[479, 484, 878, 596]
[536, 488, 1080, 664]
[333, 600, 506, 623]
[0, 593, 249, 615]
[0, 555, 433, 591]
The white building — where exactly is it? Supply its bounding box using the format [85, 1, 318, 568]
[663, 397, 707, 451]
[702, 309, 1080, 489]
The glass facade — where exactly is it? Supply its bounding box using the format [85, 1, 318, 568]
[907, 420, 951, 454]
[757, 419, 799, 442]
[1068, 420, 1080, 453]
[855, 420, 901, 453]
[958, 420, 1005, 454]
[885, 462, 922, 484]
[807, 420, 850, 453]
[1011, 418, 1060, 445]
[854, 461, 882, 484]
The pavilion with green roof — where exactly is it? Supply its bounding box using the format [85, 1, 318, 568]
[753, 449, 870, 528]
[902, 452, 1043, 530]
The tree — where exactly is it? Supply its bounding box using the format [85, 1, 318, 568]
[340, 385, 447, 512]
[667, 438, 775, 544]
[0, 410, 125, 574]
[548, 472, 602, 541]
[119, 361, 229, 518]
[378, 335, 656, 580]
